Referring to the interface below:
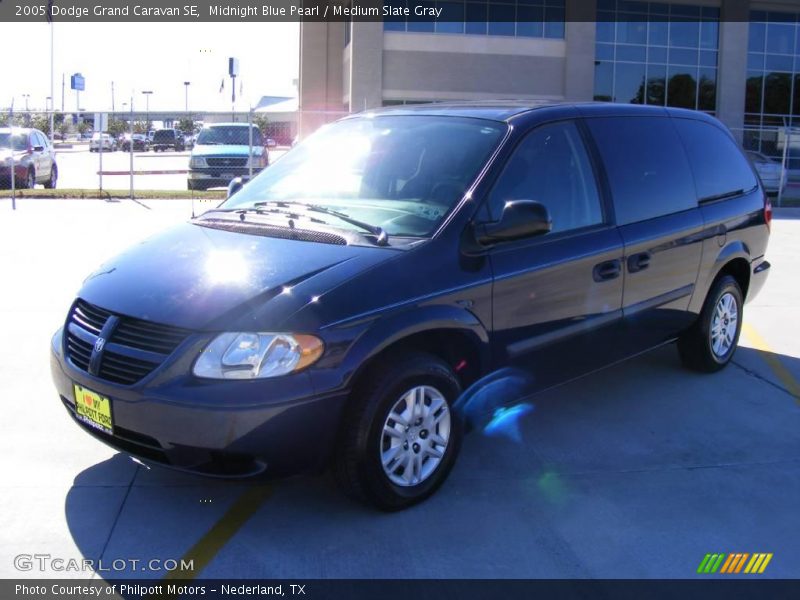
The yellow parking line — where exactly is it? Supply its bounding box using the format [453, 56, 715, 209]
[741, 323, 800, 404]
[161, 485, 272, 583]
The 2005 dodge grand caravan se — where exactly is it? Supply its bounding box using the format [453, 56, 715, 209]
[51, 103, 771, 510]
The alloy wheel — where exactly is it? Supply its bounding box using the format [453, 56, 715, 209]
[380, 385, 451, 487]
[710, 292, 738, 358]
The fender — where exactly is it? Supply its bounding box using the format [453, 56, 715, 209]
[689, 240, 751, 314]
[310, 304, 491, 394]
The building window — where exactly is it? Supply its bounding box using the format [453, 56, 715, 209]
[746, 11, 800, 130]
[593, 0, 719, 113]
[383, 0, 566, 39]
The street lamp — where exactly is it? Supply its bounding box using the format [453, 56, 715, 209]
[183, 81, 191, 112]
[141, 90, 153, 128]
[22, 94, 30, 112]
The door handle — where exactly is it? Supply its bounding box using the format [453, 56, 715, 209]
[627, 252, 652, 273]
[593, 259, 622, 282]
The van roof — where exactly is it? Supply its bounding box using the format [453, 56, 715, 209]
[359, 101, 719, 124]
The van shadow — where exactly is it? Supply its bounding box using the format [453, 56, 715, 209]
[64, 344, 800, 580]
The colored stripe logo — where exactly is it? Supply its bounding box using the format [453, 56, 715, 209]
[697, 553, 773, 574]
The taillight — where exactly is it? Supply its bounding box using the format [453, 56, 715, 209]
[764, 193, 773, 232]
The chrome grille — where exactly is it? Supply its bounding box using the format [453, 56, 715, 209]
[207, 157, 247, 167]
[65, 299, 191, 385]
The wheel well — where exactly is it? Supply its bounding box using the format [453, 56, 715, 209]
[352, 329, 484, 391]
[717, 258, 750, 299]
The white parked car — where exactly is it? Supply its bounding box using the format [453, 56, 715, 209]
[89, 133, 117, 152]
[747, 151, 783, 195]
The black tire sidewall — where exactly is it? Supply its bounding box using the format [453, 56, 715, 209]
[355, 357, 463, 509]
[701, 276, 743, 366]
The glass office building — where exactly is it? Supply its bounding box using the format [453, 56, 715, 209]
[299, 1, 800, 154]
[593, 1, 719, 112]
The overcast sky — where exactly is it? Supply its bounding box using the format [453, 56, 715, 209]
[0, 22, 299, 113]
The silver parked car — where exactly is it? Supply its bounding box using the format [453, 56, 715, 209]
[747, 151, 783, 195]
[0, 127, 58, 189]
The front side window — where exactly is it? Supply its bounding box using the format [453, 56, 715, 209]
[225, 115, 507, 237]
[486, 121, 603, 234]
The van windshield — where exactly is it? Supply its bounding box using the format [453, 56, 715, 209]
[224, 115, 506, 237]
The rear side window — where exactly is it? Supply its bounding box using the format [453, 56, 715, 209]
[672, 118, 758, 201]
[586, 116, 696, 225]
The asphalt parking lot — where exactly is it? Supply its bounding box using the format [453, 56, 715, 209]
[0, 198, 798, 580]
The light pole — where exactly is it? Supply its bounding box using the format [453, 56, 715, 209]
[50, 21, 54, 143]
[22, 94, 30, 112]
[183, 81, 191, 112]
[141, 90, 153, 128]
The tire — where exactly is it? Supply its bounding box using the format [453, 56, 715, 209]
[23, 168, 35, 189]
[678, 275, 744, 373]
[334, 352, 463, 511]
[44, 164, 57, 189]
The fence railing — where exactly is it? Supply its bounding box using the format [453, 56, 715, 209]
[1, 109, 341, 208]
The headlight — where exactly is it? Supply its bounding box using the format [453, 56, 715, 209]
[190, 156, 207, 169]
[193, 332, 324, 380]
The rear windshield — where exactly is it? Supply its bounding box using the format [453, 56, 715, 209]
[197, 126, 261, 146]
[153, 130, 176, 142]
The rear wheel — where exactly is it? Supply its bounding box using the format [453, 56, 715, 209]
[678, 275, 743, 372]
[334, 352, 463, 511]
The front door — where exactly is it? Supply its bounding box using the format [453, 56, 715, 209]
[483, 119, 625, 393]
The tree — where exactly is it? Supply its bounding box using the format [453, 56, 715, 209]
[31, 113, 51, 135]
[107, 118, 127, 137]
[57, 120, 70, 138]
[77, 121, 90, 135]
[176, 117, 194, 134]
[252, 113, 270, 135]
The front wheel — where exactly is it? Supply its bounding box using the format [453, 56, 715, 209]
[678, 275, 743, 372]
[334, 352, 463, 511]
[44, 164, 57, 189]
[23, 168, 35, 189]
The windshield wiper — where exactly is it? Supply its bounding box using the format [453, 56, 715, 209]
[253, 201, 389, 246]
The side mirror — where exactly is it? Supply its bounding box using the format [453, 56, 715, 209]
[227, 176, 250, 199]
[33, 145, 45, 152]
[476, 200, 551, 245]
[266, 138, 277, 149]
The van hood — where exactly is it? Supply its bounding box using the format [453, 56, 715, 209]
[192, 144, 261, 157]
[77, 221, 393, 331]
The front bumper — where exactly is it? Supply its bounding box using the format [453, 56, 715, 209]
[50, 328, 348, 478]
[189, 167, 263, 188]
[0, 164, 28, 184]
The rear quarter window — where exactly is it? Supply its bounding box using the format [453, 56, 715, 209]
[672, 118, 758, 201]
[586, 116, 697, 225]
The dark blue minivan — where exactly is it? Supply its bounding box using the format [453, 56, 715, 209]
[51, 103, 771, 510]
